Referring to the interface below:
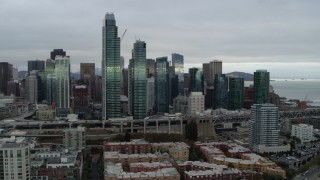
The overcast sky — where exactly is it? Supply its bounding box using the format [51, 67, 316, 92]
[0, 0, 320, 78]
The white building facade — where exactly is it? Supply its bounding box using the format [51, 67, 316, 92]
[291, 124, 314, 142]
[249, 104, 281, 152]
[188, 92, 204, 115]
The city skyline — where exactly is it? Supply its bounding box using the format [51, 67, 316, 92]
[1, 0, 320, 78]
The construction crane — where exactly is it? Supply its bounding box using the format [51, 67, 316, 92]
[120, 29, 127, 42]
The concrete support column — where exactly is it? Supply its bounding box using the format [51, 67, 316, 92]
[168, 120, 171, 134]
[180, 119, 183, 135]
[144, 120, 146, 134]
[156, 119, 159, 133]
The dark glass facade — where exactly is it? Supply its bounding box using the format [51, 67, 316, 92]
[253, 70, 270, 104]
[213, 74, 228, 109]
[155, 57, 169, 113]
[129, 40, 147, 119]
[188, 67, 203, 93]
[228, 77, 244, 110]
[102, 13, 121, 119]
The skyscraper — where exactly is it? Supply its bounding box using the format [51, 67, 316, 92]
[146, 59, 155, 78]
[228, 77, 244, 110]
[80, 63, 95, 79]
[213, 74, 228, 109]
[28, 60, 45, 72]
[249, 104, 279, 151]
[50, 49, 66, 60]
[146, 77, 155, 115]
[129, 40, 147, 119]
[55, 56, 70, 113]
[168, 65, 178, 104]
[189, 67, 203, 93]
[102, 13, 121, 119]
[155, 57, 169, 113]
[172, 53, 184, 94]
[253, 70, 270, 104]
[0, 62, 12, 95]
[26, 70, 38, 103]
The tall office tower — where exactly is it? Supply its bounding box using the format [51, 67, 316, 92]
[183, 73, 190, 96]
[155, 57, 169, 113]
[28, 60, 45, 72]
[12, 67, 18, 81]
[253, 70, 270, 104]
[172, 53, 184, 95]
[202, 63, 213, 108]
[80, 63, 95, 100]
[213, 74, 228, 109]
[102, 12, 121, 119]
[228, 77, 244, 110]
[93, 75, 102, 103]
[146, 59, 155, 78]
[80, 63, 95, 79]
[46, 74, 56, 106]
[0, 143, 30, 180]
[129, 40, 147, 119]
[0, 62, 12, 95]
[122, 68, 128, 97]
[210, 60, 222, 83]
[146, 78, 155, 115]
[249, 104, 279, 151]
[50, 49, 66, 60]
[7, 81, 20, 97]
[188, 92, 205, 115]
[188, 67, 203, 93]
[26, 70, 38, 103]
[55, 56, 70, 113]
[168, 65, 178, 104]
[120, 56, 125, 95]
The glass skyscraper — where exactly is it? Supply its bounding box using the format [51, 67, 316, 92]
[228, 77, 244, 110]
[155, 57, 169, 113]
[55, 56, 70, 110]
[102, 13, 121, 119]
[213, 74, 228, 109]
[189, 67, 203, 93]
[172, 53, 184, 94]
[129, 40, 147, 119]
[254, 70, 270, 104]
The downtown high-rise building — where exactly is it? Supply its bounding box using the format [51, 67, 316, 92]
[146, 77, 155, 115]
[172, 53, 184, 95]
[50, 49, 66, 60]
[80, 63, 95, 79]
[0, 62, 13, 95]
[55, 56, 70, 113]
[188, 67, 203, 93]
[253, 70, 270, 104]
[26, 70, 38, 103]
[102, 13, 121, 119]
[28, 60, 45, 73]
[155, 57, 169, 113]
[249, 104, 279, 151]
[213, 74, 228, 109]
[146, 59, 155, 78]
[129, 40, 147, 119]
[228, 77, 244, 110]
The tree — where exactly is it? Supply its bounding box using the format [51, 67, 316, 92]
[227, 163, 235, 168]
[185, 119, 198, 141]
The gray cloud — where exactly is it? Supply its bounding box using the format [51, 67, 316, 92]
[0, 0, 319, 77]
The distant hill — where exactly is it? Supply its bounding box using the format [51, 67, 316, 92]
[226, 71, 253, 81]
